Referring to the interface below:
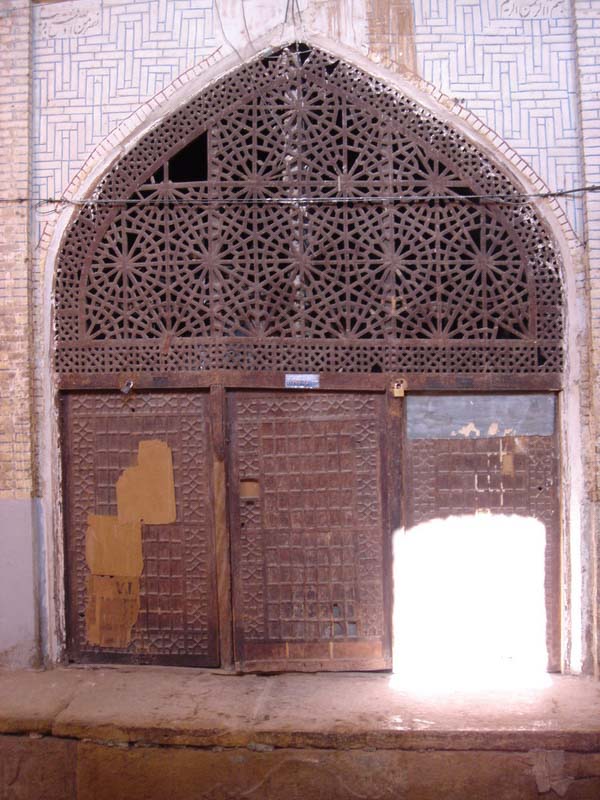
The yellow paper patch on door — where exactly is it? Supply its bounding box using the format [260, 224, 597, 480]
[85, 575, 140, 648]
[85, 514, 143, 577]
[85, 439, 176, 647]
[116, 439, 176, 524]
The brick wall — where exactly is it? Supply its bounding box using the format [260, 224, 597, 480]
[0, 0, 33, 499]
[575, 0, 600, 432]
[30, 0, 585, 237]
[30, 1, 221, 503]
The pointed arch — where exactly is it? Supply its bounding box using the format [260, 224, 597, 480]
[54, 42, 564, 380]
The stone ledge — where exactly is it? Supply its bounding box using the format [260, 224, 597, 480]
[1, 666, 600, 752]
[2, 668, 600, 799]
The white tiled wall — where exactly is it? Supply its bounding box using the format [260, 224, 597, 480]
[414, 0, 584, 235]
[33, 0, 218, 203]
[31, 0, 587, 238]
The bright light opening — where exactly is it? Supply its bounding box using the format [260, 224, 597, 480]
[392, 513, 550, 690]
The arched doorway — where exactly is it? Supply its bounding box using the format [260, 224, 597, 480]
[55, 43, 563, 672]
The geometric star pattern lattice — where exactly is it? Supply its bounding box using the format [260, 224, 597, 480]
[55, 43, 563, 376]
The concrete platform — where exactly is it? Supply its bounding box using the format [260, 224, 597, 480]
[2, 666, 600, 798]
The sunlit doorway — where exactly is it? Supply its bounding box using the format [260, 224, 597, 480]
[392, 393, 559, 687]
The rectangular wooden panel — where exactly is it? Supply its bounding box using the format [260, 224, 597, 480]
[405, 394, 560, 671]
[229, 391, 391, 672]
[62, 391, 219, 666]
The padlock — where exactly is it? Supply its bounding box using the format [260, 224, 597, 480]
[391, 379, 406, 398]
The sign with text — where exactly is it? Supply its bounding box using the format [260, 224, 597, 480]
[285, 373, 320, 390]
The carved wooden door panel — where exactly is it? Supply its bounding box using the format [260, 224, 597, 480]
[228, 391, 391, 671]
[404, 394, 561, 671]
[62, 392, 219, 666]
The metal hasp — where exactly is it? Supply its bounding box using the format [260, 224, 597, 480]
[392, 379, 407, 398]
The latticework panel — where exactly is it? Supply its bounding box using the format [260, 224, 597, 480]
[62, 392, 218, 666]
[55, 43, 563, 377]
[229, 392, 389, 669]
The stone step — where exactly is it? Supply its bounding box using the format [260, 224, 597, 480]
[1, 667, 600, 798]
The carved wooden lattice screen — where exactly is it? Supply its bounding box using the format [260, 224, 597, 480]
[54, 43, 563, 380]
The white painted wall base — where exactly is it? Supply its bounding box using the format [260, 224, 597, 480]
[0, 500, 39, 668]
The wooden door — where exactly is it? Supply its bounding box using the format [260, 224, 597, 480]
[228, 391, 392, 671]
[62, 387, 560, 672]
[404, 393, 561, 670]
[62, 391, 219, 666]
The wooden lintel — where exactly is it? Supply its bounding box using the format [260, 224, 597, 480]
[57, 370, 563, 393]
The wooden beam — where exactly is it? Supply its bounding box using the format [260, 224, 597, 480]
[210, 384, 234, 670]
[58, 369, 563, 393]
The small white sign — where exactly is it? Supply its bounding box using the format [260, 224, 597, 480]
[285, 373, 320, 389]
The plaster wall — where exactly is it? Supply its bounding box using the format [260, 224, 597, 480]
[0, 1, 39, 668]
[573, 0, 600, 674]
[0, 500, 39, 667]
[0, 0, 598, 669]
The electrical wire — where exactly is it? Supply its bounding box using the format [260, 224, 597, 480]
[0, 183, 598, 209]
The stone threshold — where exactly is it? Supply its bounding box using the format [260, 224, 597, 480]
[1, 665, 600, 751]
[3, 667, 600, 799]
